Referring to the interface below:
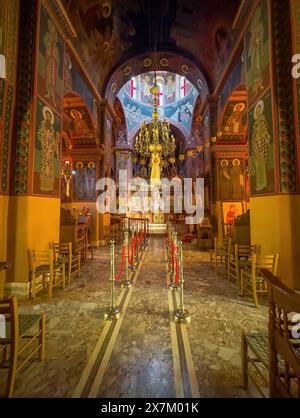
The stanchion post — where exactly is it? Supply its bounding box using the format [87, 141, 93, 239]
[167, 223, 173, 263]
[143, 219, 147, 249]
[104, 241, 121, 320]
[122, 218, 132, 288]
[169, 231, 179, 290]
[135, 222, 141, 262]
[129, 223, 136, 272]
[174, 241, 191, 324]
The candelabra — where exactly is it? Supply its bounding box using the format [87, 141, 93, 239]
[134, 83, 176, 169]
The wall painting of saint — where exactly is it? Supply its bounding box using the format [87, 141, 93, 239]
[219, 101, 247, 142]
[248, 90, 275, 195]
[37, 6, 64, 114]
[33, 99, 61, 196]
[72, 161, 96, 201]
[245, 0, 271, 108]
[218, 158, 245, 201]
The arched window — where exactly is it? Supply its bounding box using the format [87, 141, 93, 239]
[130, 77, 137, 100]
[156, 76, 164, 107]
[180, 77, 187, 99]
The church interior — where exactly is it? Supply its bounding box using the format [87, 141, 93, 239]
[0, 0, 300, 399]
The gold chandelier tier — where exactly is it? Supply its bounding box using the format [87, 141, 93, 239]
[134, 82, 176, 161]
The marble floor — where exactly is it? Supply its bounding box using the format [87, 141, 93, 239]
[0, 237, 269, 398]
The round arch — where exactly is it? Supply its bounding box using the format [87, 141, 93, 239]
[103, 51, 210, 105]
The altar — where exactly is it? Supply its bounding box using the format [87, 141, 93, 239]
[153, 212, 165, 224]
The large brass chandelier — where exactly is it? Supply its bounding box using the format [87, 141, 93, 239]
[135, 80, 176, 182]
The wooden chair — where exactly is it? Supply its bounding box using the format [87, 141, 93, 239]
[224, 239, 234, 278]
[50, 242, 81, 286]
[29, 250, 65, 298]
[0, 297, 45, 398]
[0, 277, 4, 301]
[0, 262, 9, 300]
[241, 271, 300, 398]
[111, 224, 118, 244]
[264, 269, 300, 397]
[115, 223, 123, 245]
[240, 253, 279, 307]
[241, 331, 269, 397]
[85, 227, 94, 260]
[104, 226, 111, 245]
[75, 225, 86, 262]
[228, 244, 259, 286]
[209, 238, 230, 271]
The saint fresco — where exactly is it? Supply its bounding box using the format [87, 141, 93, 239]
[218, 159, 245, 201]
[248, 90, 275, 195]
[245, 0, 270, 108]
[33, 99, 61, 195]
[73, 161, 96, 201]
[219, 101, 247, 142]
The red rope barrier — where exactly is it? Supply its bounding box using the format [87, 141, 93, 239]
[132, 236, 136, 257]
[114, 246, 125, 282]
[171, 241, 175, 270]
[138, 230, 144, 246]
[128, 242, 133, 265]
[138, 231, 141, 246]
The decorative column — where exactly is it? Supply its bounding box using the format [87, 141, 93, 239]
[6, 0, 71, 293]
[98, 100, 115, 245]
[0, 0, 20, 285]
[246, 0, 300, 288]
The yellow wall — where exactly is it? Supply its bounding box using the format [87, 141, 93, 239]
[0, 195, 9, 283]
[250, 195, 300, 290]
[7, 196, 61, 283]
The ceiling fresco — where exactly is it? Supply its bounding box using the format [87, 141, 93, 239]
[117, 71, 198, 142]
[61, 0, 242, 98]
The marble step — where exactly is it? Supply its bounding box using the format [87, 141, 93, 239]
[149, 223, 167, 235]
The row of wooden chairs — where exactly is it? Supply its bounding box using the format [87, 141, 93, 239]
[0, 296, 45, 397]
[28, 242, 81, 299]
[240, 253, 279, 308]
[50, 243, 81, 286]
[104, 224, 123, 245]
[210, 238, 280, 308]
[75, 224, 94, 262]
[29, 250, 65, 299]
[242, 269, 300, 398]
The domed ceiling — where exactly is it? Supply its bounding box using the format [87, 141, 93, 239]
[61, 0, 242, 97]
[117, 71, 198, 142]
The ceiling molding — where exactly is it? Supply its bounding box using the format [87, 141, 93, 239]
[42, 0, 77, 41]
[232, 0, 256, 33]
